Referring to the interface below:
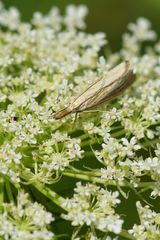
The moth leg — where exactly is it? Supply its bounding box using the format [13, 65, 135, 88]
[73, 111, 78, 124]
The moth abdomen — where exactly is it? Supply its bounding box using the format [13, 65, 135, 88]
[53, 107, 72, 119]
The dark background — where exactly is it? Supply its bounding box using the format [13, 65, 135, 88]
[2, 0, 160, 51]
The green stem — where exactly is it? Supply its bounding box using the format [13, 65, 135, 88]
[63, 169, 156, 189]
[81, 137, 101, 147]
[33, 181, 67, 211]
[0, 176, 4, 209]
[112, 129, 125, 137]
[79, 133, 90, 140]
[63, 170, 125, 186]
[119, 229, 136, 240]
[21, 171, 68, 211]
[5, 178, 14, 202]
[143, 138, 159, 147]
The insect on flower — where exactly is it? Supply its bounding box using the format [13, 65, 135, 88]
[53, 61, 135, 119]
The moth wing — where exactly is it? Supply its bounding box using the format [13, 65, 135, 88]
[76, 62, 135, 111]
[71, 61, 131, 111]
[70, 75, 106, 108]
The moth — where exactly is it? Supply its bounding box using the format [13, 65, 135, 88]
[53, 61, 135, 119]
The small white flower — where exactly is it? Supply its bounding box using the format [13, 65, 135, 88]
[128, 18, 156, 41]
[121, 137, 141, 157]
[64, 5, 88, 30]
[66, 138, 84, 159]
[62, 183, 123, 234]
[0, 191, 54, 240]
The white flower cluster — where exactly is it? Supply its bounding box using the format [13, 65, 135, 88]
[0, 191, 54, 240]
[0, 3, 20, 30]
[128, 201, 160, 240]
[120, 144, 160, 193]
[94, 136, 140, 184]
[62, 182, 123, 234]
[121, 17, 156, 59]
[0, 2, 159, 239]
[0, 142, 21, 183]
[34, 131, 84, 183]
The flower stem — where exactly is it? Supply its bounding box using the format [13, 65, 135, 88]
[119, 229, 136, 240]
[0, 176, 4, 209]
[21, 171, 68, 211]
[63, 169, 156, 189]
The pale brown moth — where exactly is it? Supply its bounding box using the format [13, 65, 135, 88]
[53, 61, 135, 119]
